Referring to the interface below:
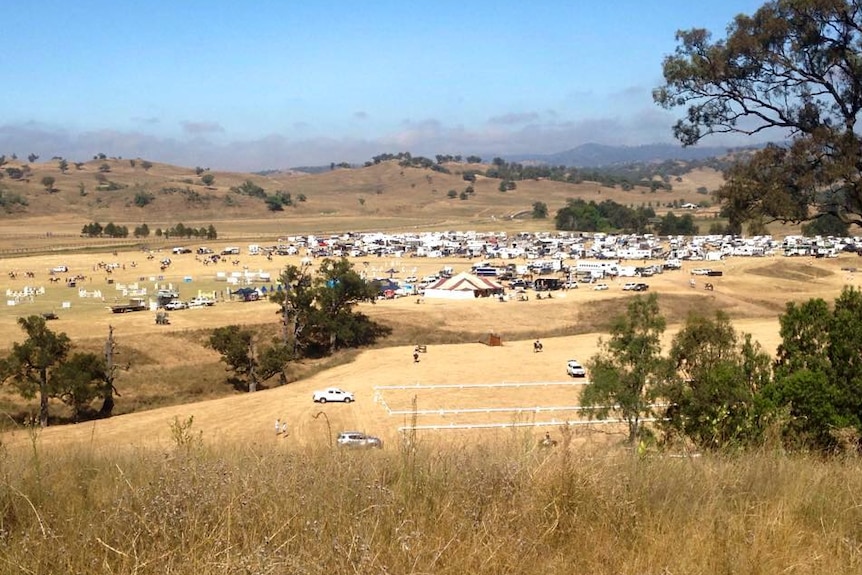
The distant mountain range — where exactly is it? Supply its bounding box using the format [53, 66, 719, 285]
[507, 142, 759, 167]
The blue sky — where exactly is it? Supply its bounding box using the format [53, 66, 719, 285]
[1, 1, 768, 171]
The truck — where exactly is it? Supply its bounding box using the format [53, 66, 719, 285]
[111, 297, 148, 314]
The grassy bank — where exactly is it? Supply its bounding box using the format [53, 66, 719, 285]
[0, 426, 858, 574]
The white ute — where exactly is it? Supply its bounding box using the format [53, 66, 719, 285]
[566, 360, 587, 378]
[313, 387, 355, 403]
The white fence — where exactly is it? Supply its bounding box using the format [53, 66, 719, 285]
[397, 417, 665, 433]
[375, 380, 666, 433]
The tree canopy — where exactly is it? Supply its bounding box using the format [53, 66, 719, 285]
[270, 258, 389, 357]
[583, 293, 667, 443]
[655, 0, 862, 229]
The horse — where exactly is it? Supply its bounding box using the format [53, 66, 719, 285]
[533, 340, 543, 353]
[539, 433, 557, 448]
[705, 282, 714, 291]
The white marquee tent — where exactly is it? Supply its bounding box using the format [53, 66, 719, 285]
[423, 272, 505, 300]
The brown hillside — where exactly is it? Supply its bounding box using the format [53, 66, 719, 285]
[1, 157, 724, 235]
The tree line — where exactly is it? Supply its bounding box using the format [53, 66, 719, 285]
[80, 222, 219, 239]
[554, 198, 699, 235]
[583, 289, 862, 453]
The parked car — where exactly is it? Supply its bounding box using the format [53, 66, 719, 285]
[313, 387, 355, 403]
[593, 283, 609, 291]
[337, 431, 382, 449]
[622, 282, 639, 291]
[566, 359, 587, 378]
[164, 300, 188, 310]
[633, 283, 649, 291]
[188, 297, 215, 307]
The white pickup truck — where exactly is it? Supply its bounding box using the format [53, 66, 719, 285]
[312, 387, 355, 403]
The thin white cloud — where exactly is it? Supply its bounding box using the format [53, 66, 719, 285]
[132, 116, 160, 125]
[181, 121, 225, 135]
[487, 112, 540, 126]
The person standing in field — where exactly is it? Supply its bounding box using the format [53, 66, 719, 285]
[275, 418, 281, 435]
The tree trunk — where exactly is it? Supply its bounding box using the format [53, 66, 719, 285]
[39, 368, 49, 427]
[248, 341, 257, 393]
[627, 417, 639, 444]
[98, 325, 116, 417]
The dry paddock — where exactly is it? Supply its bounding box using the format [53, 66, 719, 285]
[1, 244, 860, 452]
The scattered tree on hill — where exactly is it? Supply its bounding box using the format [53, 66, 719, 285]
[134, 191, 154, 207]
[58, 159, 68, 173]
[271, 258, 389, 357]
[231, 179, 266, 199]
[0, 188, 28, 212]
[52, 351, 107, 422]
[208, 326, 293, 392]
[582, 293, 667, 443]
[141, 160, 153, 171]
[0, 316, 72, 427]
[531, 201, 548, 219]
[40, 176, 56, 193]
[27, 153, 39, 163]
[201, 173, 215, 187]
[655, 0, 862, 230]
[5, 167, 23, 180]
[98, 162, 111, 173]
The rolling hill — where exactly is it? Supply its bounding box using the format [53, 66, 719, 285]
[0, 155, 725, 237]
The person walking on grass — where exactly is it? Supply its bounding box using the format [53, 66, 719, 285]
[275, 418, 281, 435]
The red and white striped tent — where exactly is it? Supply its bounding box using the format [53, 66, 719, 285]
[423, 272, 505, 300]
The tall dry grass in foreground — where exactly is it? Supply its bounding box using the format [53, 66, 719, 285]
[0, 426, 859, 574]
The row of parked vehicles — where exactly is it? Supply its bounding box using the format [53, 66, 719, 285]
[163, 297, 216, 310]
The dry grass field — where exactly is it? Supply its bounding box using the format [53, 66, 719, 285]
[1, 236, 859, 451]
